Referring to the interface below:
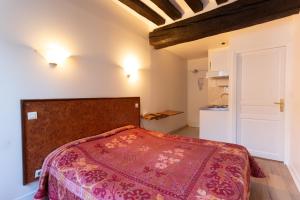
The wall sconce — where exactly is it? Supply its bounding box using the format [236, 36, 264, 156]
[123, 55, 139, 80]
[44, 44, 70, 67]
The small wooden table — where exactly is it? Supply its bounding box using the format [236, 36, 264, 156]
[142, 110, 184, 120]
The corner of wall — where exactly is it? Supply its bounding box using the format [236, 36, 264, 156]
[287, 13, 300, 194]
[288, 164, 300, 192]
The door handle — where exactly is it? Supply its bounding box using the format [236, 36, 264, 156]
[274, 99, 284, 112]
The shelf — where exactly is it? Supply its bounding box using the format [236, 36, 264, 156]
[142, 110, 184, 120]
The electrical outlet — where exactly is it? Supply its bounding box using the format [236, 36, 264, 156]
[135, 103, 139, 108]
[27, 112, 38, 120]
[35, 169, 42, 178]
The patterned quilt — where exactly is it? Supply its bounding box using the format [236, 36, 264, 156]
[34, 125, 265, 200]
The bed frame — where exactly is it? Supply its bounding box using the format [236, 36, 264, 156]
[21, 97, 140, 184]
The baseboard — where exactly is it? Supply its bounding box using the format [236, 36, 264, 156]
[13, 191, 35, 200]
[248, 149, 283, 162]
[169, 125, 188, 134]
[288, 164, 300, 192]
[187, 121, 198, 128]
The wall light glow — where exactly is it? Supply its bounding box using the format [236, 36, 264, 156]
[44, 44, 70, 66]
[123, 55, 139, 81]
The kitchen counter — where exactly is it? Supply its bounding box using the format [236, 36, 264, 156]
[200, 106, 229, 111]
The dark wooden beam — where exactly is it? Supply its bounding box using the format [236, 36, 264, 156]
[118, 0, 165, 25]
[184, 0, 204, 13]
[216, 0, 229, 5]
[151, 0, 182, 20]
[150, 0, 300, 49]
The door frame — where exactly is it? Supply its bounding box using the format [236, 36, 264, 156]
[229, 46, 287, 163]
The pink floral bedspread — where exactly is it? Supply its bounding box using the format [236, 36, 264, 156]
[34, 125, 265, 200]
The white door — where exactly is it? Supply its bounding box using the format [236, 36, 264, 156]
[237, 47, 285, 161]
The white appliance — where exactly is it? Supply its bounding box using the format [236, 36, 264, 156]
[199, 110, 231, 143]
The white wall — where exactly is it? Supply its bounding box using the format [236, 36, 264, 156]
[141, 49, 187, 132]
[228, 17, 294, 143]
[288, 14, 300, 191]
[0, 0, 187, 199]
[187, 58, 208, 127]
[227, 16, 300, 191]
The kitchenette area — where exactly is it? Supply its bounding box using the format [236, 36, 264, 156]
[198, 47, 232, 143]
[187, 39, 287, 162]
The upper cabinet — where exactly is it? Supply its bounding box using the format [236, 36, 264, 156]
[208, 47, 229, 72]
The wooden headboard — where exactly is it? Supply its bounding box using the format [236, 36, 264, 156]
[21, 97, 140, 184]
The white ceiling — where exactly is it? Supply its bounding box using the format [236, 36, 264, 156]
[113, 0, 237, 30]
[111, 0, 237, 59]
[165, 33, 230, 59]
[106, 1, 295, 60]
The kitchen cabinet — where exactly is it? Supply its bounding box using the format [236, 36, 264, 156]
[208, 47, 229, 72]
[199, 110, 232, 143]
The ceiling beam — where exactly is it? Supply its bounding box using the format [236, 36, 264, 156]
[118, 0, 165, 25]
[184, 0, 204, 13]
[216, 0, 229, 5]
[149, 0, 300, 49]
[150, 0, 182, 20]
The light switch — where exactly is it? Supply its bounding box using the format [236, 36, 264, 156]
[35, 169, 42, 178]
[135, 103, 139, 108]
[27, 112, 38, 120]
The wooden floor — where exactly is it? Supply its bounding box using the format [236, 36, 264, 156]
[173, 127, 300, 200]
[250, 158, 300, 200]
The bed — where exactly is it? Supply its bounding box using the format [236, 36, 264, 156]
[33, 125, 264, 200]
[21, 98, 264, 200]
